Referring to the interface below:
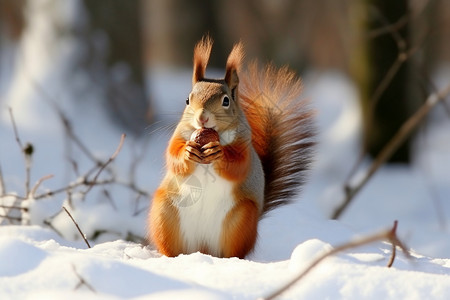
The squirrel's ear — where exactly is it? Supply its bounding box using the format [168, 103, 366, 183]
[192, 36, 213, 86]
[225, 42, 244, 90]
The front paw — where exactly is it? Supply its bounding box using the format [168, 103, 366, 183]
[201, 141, 223, 164]
[185, 141, 203, 163]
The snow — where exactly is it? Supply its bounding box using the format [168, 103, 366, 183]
[1, 226, 450, 299]
[1, 0, 450, 299]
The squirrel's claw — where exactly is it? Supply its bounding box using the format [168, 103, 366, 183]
[185, 141, 203, 163]
[202, 141, 223, 163]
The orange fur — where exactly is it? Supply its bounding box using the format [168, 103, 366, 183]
[149, 188, 184, 256]
[220, 196, 259, 259]
[192, 36, 213, 85]
[166, 135, 195, 176]
[214, 138, 251, 182]
[225, 42, 244, 88]
[240, 62, 315, 213]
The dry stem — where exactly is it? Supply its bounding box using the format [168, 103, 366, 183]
[261, 221, 410, 300]
[63, 206, 91, 248]
[72, 264, 96, 293]
[84, 133, 126, 195]
[333, 82, 450, 219]
[30, 174, 54, 198]
[8, 107, 32, 196]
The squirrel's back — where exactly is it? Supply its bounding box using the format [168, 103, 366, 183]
[240, 62, 315, 213]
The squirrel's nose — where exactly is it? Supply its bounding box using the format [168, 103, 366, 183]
[198, 117, 209, 126]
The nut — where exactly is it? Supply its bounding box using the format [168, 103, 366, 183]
[190, 128, 220, 148]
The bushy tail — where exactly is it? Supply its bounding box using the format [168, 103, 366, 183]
[240, 62, 315, 214]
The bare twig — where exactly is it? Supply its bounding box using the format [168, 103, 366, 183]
[8, 107, 24, 149]
[72, 264, 96, 293]
[60, 114, 100, 165]
[0, 193, 26, 201]
[32, 176, 149, 201]
[63, 206, 91, 248]
[368, 15, 409, 39]
[332, 82, 450, 219]
[133, 194, 147, 216]
[34, 178, 148, 200]
[0, 204, 26, 211]
[386, 222, 399, 268]
[0, 215, 22, 222]
[23, 71, 105, 169]
[102, 189, 117, 211]
[261, 221, 410, 300]
[30, 174, 54, 198]
[342, 2, 434, 205]
[43, 219, 64, 237]
[8, 107, 33, 196]
[83, 133, 126, 195]
[368, 0, 431, 40]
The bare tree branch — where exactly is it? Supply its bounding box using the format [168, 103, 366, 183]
[84, 133, 125, 195]
[8, 107, 33, 196]
[63, 206, 91, 248]
[368, 15, 409, 39]
[72, 264, 96, 293]
[0, 204, 26, 211]
[343, 1, 434, 203]
[0, 215, 22, 222]
[261, 221, 410, 300]
[30, 174, 54, 198]
[32, 177, 148, 201]
[333, 82, 450, 219]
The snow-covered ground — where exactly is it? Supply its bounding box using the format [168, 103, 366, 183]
[1, 1, 450, 299]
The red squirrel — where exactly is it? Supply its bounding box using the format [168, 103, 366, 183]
[148, 36, 315, 259]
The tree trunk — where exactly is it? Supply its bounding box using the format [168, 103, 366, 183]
[357, 0, 413, 162]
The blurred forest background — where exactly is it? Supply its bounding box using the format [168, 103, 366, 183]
[1, 0, 450, 258]
[1, 0, 449, 161]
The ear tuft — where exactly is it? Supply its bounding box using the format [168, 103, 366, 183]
[192, 35, 213, 86]
[225, 42, 244, 90]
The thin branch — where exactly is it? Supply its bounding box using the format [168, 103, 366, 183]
[30, 174, 54, 198]
[342, 3, 433, 199]
[33, 177, 148, 200]
[0, 193, 26, 201]
[368, 15, 409, 39]
[386, 231, 397, 267]
[332, 82, 450, 219]
[0, 215, 22, 222]
[72, 264, 96, 293]
[83, 133, 126, 195]
[8, 107, 24, 149]
[0, 204, 26, 211]
[371, 54, 406, 108]
[133, 194, 147, 216]
[261, 221, 410, 300]
[102, 189, 117, 211]
[8, 107, 32, 196]
[63, 206, 91, 248]
[43, 219, 64, 237]
[367, 0, 431, 40]
[23, 70, 104, 169]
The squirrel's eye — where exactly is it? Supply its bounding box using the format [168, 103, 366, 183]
[222, 95, 230, 108]
[186, 97, 189, 105]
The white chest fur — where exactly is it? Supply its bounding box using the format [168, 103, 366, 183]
[176, 164, 235, 256]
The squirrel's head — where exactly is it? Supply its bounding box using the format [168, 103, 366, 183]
[183, 36, 244, 134]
